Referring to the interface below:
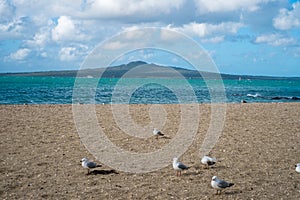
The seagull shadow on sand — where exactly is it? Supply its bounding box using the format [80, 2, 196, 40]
[222, 189, 242, 195]
[209, 165, 227, 170]
[88, 169, 119, 175]
[154, 136, 171, 140]
[186, 171, 202, 176]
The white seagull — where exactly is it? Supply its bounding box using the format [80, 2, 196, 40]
[172, 157, 189, 176]
[211, 176, 234, 195]
[81, 158, 101, 174]
[201, 155, 216, 169]
[295, 163, 300, 173]
[153, 128, 164, 139]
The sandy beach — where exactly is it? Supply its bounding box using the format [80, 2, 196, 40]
[1, 103, 300, 199]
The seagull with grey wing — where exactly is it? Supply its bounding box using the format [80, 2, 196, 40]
[81, 158, 101, 174]
[172, 157, 189, 176]
[295, 163, 300, 173]
[211, 176, 234, 195]
[153, 128, 164, 139]
[201, 155, 216, 169]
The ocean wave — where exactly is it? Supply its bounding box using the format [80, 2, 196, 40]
[246, 93, 262, 98]
[245, 93, 300, 101]
[271, 96, 300, 100]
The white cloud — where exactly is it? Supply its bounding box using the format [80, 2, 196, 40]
[59, 45, 89, 61]
[194, 0, 273, 14]
[84, 0, 184, 18]
[0, 17, 25, 39]
[201, 36, 225, 43]
[273, 2, 300, 30]
[51, 16, 86, 42]
[40, 51, 47, 58]
[9, 48, 31, 60]
[0, 0, 15, 23]
[26, 30, 49, 48]
[174, 22, 243, 38]
[11, 1, 82, 21]
[254, 34, 298, 46]
[160, 27, 183, 41]
[103, 41, 128, 50]
[122, 26, 152, 40]
[59, 47, 77, 61]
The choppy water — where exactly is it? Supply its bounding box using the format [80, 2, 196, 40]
[0, 76, 299, 104]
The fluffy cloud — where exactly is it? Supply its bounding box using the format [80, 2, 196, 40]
[160, 26, 184, 41]
[0, 0, 15, 23]
[174, 22, 243, 38]
[59, 47, 77, 61]
[51, 16, 86, 42]
[273, 2, 300, 30]
[254, 34, 298, 46]
[103, 41, 128, 50]
[26, 30, 49, 48]
[83, 0, 184, 18]
[9, 48, 31, 60]
[201, 36, 225, 43]
[194, 0, 273, 13]
[59, 45, 89, 61]
[0, 17, 27, 39]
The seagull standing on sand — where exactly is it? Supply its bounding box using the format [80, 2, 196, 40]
[81, 158, 101, 174]
[211, 176, 234, 195]
[295, 163, 300, 173]
[153, 128, 164, 139]
[172, 157, 189, 176]
[201, 156, 216, 169]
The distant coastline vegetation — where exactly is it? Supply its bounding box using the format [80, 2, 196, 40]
[1, 61, 299, 80]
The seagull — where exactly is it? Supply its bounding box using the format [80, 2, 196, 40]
[153, 128, 164, 139]
[295, 163, 300, 173]
[81, 158, 101, 174]
[211, 176, 234, 195]
[172, 157, 189, 176]
[201, 155, 216, 169]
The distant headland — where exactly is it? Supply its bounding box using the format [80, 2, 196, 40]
[0, 61, 299, 80]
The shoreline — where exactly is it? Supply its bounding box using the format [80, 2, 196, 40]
[1, 101, 300, 105]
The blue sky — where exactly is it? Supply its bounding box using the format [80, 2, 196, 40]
[0, 0, 299, 76]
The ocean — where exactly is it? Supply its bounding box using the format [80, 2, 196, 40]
[0, 76, 300, 104]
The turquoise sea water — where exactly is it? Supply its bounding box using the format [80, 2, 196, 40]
[0, 76, 300, 104]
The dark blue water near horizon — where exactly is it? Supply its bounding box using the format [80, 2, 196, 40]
[0, 76, 300, 105]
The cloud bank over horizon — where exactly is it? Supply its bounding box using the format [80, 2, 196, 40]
[0, 0, 299, 76]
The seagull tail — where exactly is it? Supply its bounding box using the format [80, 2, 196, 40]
[96, 164, 102, 168]
[228, 183, 234, 187]
[208, 161, 216, 166]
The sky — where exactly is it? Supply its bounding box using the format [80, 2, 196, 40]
[0, 0, 299, 76]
